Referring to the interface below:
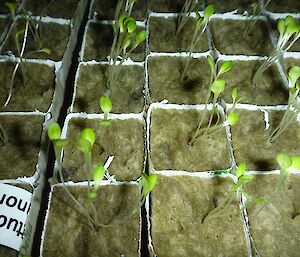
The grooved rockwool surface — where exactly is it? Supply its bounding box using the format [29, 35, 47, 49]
[62, 118, 145, 182]
[245, 174, 300, 257]
[2, 20, 70, 62]
[206, 0, 254, 14]
[74, 63, 145, 114]
[91, 0, 147, 21]
[151, 175, 248, 257]
[0, 62, 55, 112]
[220, 60, 288, 105]
[150, 108, 230, 172]
[149, 16, 209, 53]
[148, 0, 203, 13]
[24, 0, 80, 19]
[148, 56, 212, 104]
[42, 184, 140, 257]
[231, 109, 300, 171]
[0, 115, 44, 179]
[83, 22, 145, 62]
[210, 18, 273, 56]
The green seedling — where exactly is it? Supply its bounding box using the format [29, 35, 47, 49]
[252, 153, 300, 217]
[268, 66, 300, 143]
[180, 5, 215, 82]
[99, 95, 112, 127]
[189, 57, 234, 145]
[140, 173, 158, 206]
[48, 122, 109, 230]
[0, 123, 9, 145]
[252, 16, 300, 87]
[4, 2, 28, 107]
[242, 0, 271, 39]
[107, 0, 146, 91]
[4, 3, 51, 107]
[176, 0, 198, 36]
[203, 163, 255, 223]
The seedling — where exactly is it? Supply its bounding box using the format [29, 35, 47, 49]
[180, 5, 215, 82]
[203, 163, 255, 223]
[140, 172, 158, 206]
[268, 66, 300, 143]
[176, 0, 198, 36]
[99, 95, 112, 127]
[252, 153, 300, 217]
[242, 0, 271, 39]
[107, 0, 146, 91]
[48, 122, 158, 229]
[0, 123, 9, 145]
[252, 16, 300, 87]
[189, 57, 234, 145]
[3, 3, 51, 106]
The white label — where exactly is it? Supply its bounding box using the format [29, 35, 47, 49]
[0, 183, 32, 251]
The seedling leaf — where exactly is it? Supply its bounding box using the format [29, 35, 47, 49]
[207, 55, 215, 74]
[204, 4, 215, 20]
[100, 96, 112, 115]
[210, 79, 225, 96]
[5, 2, 17, 13]
[80, 128, 95, 146]
[93, 164, 105, 184]
[141, 173, 158, 196]
[40, 48, 51, 55]
[288, 66, 300, 87]
[290, 156, 300, 171]
[236, 163, 246, 178]
[232, 87, 238, 101]
[127, 19, 136, 33]
[85, 192, 97, 200]
[76, 138, 93, 156]
[135, 30, 147, 45]
[276, 153, 292, 171]
[226, 112, 239, 126]
[48, 123, 61, 140]
[277, 19, 286, 36]
[218, 60, 233, 76]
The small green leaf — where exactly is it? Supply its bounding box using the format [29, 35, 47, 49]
[204, 4, 215, 20]
[286, 21, 299, 35]
[195, 11, 201, 22]
[210, 79, 226, 96]
[276, 153, 292, 171]
[284, 16, 295, 26]
[290, 156, 300, 170]
[127, 19, 136, 33]
[207, 55, 215, 74]
[135, 30, 147, 45]
[15, 28, 25, 40]
[80, 128, 95, 146]
[254, 197, 265, 204]
[85, 192, 97, 200]
[118, 15, 127, 33]
[141, 173, 158, 196]
[277, 19, 286, 36]
[226, 112, 239, 126]
[40, 48, 51, 55]
[48, 123, 61, 141]
[100, 96, 112, 115]
[236, 163, 246, 178]
[93, 164, 105, 186]
[232, 88, 238, 101]
[288, 66, 300, 87]
[238, 174, 255, 184]
[218, 60, 233, 76]
[76, 138, 93, 156]
[5, 2, 18, 13]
